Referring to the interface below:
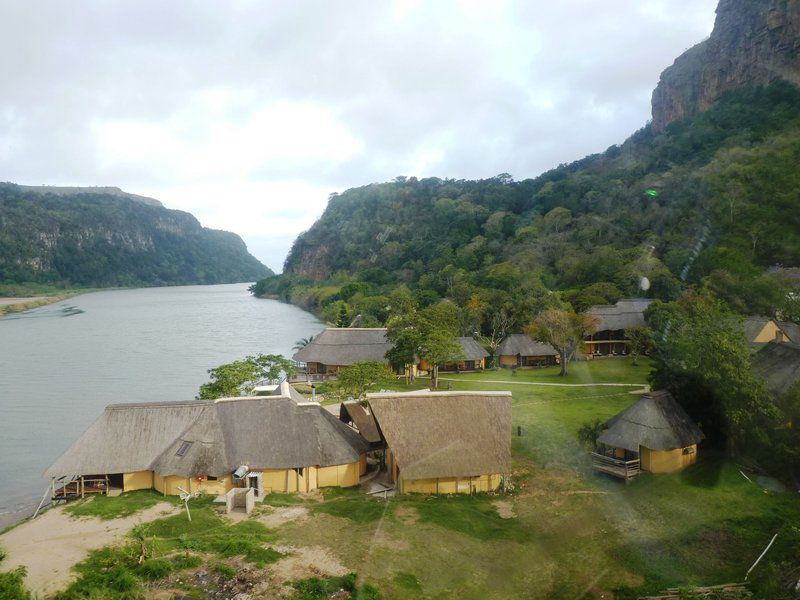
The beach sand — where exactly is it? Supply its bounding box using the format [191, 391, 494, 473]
[0, 502, 178, 596]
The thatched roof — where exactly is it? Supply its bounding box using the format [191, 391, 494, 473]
[292, 328, 392, 365]
[598, 390, 704, 452]
[339, 400, 382, 443]
[46, 390, 368, 478]
[778, 321, 800, 344]
[753, 341, 800, 397]
[497, 334, 557, 357]
[455, 337, 489, 361]
[367, 390, 512, 479]
[586, 298, 652, 332]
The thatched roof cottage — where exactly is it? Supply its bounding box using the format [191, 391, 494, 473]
[593, 390, 704, 479]
[496, 334, 558, 368]
[46, 382, 369, 501]
[753, 341, 800, 397]
[585, 298, 653, 356]
[367, 390, 512, 494]
[292, 328, 393, 376]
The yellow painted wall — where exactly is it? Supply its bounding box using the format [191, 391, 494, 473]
[640, 445, 698, 473]
[123, 471, 153, 492]
[399, 473, 503, 494]
[499, 355, 517, 367]
[153, 472, 166, 495]
[752, 321, 786, 343]
[359, 453, 368, 476]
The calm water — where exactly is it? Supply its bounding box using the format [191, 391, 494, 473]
[0, 283, 322, 523]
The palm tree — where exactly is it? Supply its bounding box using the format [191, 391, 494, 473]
[293, 336, 314, 351]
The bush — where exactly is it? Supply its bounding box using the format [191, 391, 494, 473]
[213, 563, 237, 579]
[136, 558, 173, 580]
[0, 567, 31, 600]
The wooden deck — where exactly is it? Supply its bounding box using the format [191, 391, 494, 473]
[591, 452, 640, 480]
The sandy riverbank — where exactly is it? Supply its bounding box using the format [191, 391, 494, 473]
[0, 503, 178, 596]
[0, 293, 81, 315]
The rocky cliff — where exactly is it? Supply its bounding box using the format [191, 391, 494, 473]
[651, 0, 800, 132]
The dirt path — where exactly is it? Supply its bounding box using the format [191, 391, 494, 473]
[0, 503, 178, 596]
[439, 377, 649, 389]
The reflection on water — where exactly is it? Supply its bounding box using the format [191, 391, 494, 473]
[0, 283, 322, 520]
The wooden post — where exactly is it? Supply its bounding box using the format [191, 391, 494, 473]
[80, 476, 84, 498]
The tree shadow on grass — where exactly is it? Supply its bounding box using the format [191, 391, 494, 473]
[678, 455, 726, 489]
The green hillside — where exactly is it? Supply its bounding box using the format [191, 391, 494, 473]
[0, 184, 272, 288]
[254, 82, 800, 329]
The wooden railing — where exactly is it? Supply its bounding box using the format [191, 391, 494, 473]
[591, 452, 640, 480]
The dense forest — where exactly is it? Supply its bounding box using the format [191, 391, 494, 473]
[0, 185, 272, 288]
[253, 82, 800, 331]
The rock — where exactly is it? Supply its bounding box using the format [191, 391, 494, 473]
[651, 0, 800, 132]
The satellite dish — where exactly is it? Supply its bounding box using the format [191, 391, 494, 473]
[177, 486, 200, 521]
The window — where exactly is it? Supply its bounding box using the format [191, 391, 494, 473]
[207, 475, 218, 481]
[293, 467, 304, 476]
[175, 441, 193, 456]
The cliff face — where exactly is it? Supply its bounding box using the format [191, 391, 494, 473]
[651, 0, 800, 132]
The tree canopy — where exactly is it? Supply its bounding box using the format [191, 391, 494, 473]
[197, 354, 296, 400]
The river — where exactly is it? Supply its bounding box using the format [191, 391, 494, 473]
[0, 283, 323, 527]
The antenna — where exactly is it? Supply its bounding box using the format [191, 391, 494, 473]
[176, 486, 199, 521]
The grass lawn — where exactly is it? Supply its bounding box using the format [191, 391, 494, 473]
[30, 357, 800, 599]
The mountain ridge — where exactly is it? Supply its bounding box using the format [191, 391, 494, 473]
[0, 182, 272, 288]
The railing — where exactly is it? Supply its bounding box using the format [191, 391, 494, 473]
[591, 452, 640, 480]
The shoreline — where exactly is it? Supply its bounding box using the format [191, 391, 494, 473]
[0, 292, 84, 315]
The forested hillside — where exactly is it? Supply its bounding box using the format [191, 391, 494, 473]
[254, 82, 800, 331]
[0, 184, 272, 288]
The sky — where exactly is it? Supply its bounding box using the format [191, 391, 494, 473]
[0, 0, 718, 273]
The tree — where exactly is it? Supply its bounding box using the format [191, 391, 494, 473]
[197, 354, 296, 399]
[626, 325, 654, 366]
[477, 309, 511, 368]
[336, 303, 350, 327]
[648, 292, 777, 456]
[328, 361, 396, 402]
[527, 309, 598, 376]
[577, 419, 606, 450]
[419, 330, 463, 390]
[293, 336, 314, 351]
[386, 300, 464, 389]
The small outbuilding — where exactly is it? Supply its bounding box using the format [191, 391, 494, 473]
[496, 334, 558, 368]
[46, 381, 369, 501]
[367, 390, 512, 494]
[593, 390, 704, 479]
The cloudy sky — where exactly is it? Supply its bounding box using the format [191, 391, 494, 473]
[0, 0, 718, 272]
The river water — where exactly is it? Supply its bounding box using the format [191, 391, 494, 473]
[0, 283, 322, 526]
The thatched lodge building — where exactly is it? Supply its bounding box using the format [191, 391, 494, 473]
[592, 390, 704, 479]
[584, 298, 653, 356]
[292, 327, 393, 376]
[418, 336, 489, 373]
[367, 390, 512, 494]
[496, 334, 558, 368]
[46, 382, 368, 500]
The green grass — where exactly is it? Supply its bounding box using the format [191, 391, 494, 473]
[406, 495, 529, 542]
[213, 562, 237, 579]
[450, 356, 652, 385]
[313, 487, 391, 523]
[64, 489, 166, 520]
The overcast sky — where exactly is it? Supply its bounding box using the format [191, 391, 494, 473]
[0, 0, 718, 272]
